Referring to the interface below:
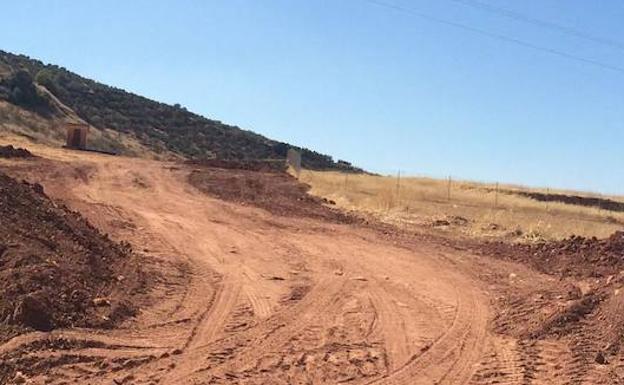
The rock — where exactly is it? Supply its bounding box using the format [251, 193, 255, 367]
[13, 371, 28, 384]
[595, 351, 607, 365]
[563, 283, 582, 300]
[31, 183, 45, 195]
[12, 294, 53, 331]
[93, 298, 111, 307]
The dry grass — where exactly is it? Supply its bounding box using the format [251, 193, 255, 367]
[299, 170, 624, 241]
[0, 101, 178, 160]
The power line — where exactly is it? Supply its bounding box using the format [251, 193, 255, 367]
[448, 0, 624, 51]
[363, 0, 624, 74]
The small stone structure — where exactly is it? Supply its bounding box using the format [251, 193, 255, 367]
[65, 123, 89, 149]
[286, 149, 302, 177]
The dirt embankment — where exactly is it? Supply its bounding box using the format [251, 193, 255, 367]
[0, 145, 35, 159]
[517, 190, 624, 213]
[474, 231, 624, 381]
[481, 231, 624, 278]
[0, 172, 145, 343]
[188, 161, 357, 223]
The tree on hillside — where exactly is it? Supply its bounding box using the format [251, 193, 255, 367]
[0, 68, 53, 116]
[35, 68, 59, 94]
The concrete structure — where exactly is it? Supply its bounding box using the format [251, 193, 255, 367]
[286, 148, 302, 177]
[65, 123, 89, 149]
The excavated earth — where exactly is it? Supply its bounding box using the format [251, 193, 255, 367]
[1, 143, 624, 384]
[0, 171, 151, 383]
[0, 145, 35, 159]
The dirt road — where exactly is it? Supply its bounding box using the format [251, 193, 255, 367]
[1, 149, 580, 384]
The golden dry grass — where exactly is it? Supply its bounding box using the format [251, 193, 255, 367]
[299, 170, 624, 241]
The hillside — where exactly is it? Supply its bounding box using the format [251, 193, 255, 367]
[0, 50, 359, 171]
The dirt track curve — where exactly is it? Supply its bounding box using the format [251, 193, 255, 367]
[2, 151, 580, 384]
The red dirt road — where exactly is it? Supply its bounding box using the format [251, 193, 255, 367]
[2, 148, 614, 384]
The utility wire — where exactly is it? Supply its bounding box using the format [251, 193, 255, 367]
[363, 0, 624, 74]
[448, 0, 624, 51]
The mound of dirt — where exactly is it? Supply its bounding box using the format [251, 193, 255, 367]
[186, 159, 287, 173]
[0, 172, 143, 342]
[0, 145, 35, 159]
[188, 164, 357, 223]
[481, 231, 624, 278]
[517, 191, 624, 213]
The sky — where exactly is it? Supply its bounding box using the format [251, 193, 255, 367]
[2, 0, 624, 193]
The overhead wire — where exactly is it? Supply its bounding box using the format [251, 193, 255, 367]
[362, 0, 624, 74]
[447, 0, 624, 51]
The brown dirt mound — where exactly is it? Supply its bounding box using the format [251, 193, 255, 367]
[188, 164, 357, 223]
[0, 172, 144, 343]
[517, 190, 624, 212]
[186, 159, 287, 173]
[0, 145, 35, 159]
[480, 231, 624, 278]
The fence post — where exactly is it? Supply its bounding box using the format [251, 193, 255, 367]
[546, 188, 550, 211]
[447, 176, 452, 201]
[396, 170, 401, 207]
[495, 182, 499, 208]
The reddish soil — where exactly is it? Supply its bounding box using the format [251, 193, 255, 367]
[469, 231, 624, 382]
[188, 163, 355, 223]
[0, 172, 145, 344]
[185, 158, 288, 173]
[3, 146, 624, 384]
[480, 231, 624, 278]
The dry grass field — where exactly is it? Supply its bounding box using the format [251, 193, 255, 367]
[300, 170, 624, 241]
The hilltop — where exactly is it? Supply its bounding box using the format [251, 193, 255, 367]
[0, 50, 360, 171]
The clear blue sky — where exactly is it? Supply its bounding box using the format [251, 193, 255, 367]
[2, 0, 624, 193]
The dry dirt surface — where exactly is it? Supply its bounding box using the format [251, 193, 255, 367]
[1, 144, 624, 384]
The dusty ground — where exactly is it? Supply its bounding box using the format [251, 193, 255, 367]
[0, 142, 623, 384]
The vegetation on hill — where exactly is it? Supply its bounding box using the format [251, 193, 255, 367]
[0, 50, 360, 171]
[0, 68, 54, 115]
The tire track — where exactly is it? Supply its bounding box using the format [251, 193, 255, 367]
[366, 284, 488, 385]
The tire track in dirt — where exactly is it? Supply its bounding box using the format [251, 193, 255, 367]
[0, 153, 497, 385]
[174, 277, 348, 383]
[366, 283, 488, 385]
[368, 284, 446, 371]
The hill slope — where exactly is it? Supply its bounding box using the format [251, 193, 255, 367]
[0, 50, 359, 171]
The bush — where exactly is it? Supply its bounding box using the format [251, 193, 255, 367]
[35, 69, 58, 94]
[1, 68, 51, 114]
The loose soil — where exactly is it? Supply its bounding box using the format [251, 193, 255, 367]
[2, 144, 624, 384]
[516, 190, 624, 213]
[480, 231, 624, 278]
[188, 162, 355, 223]
[0, 172, 144, 340]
